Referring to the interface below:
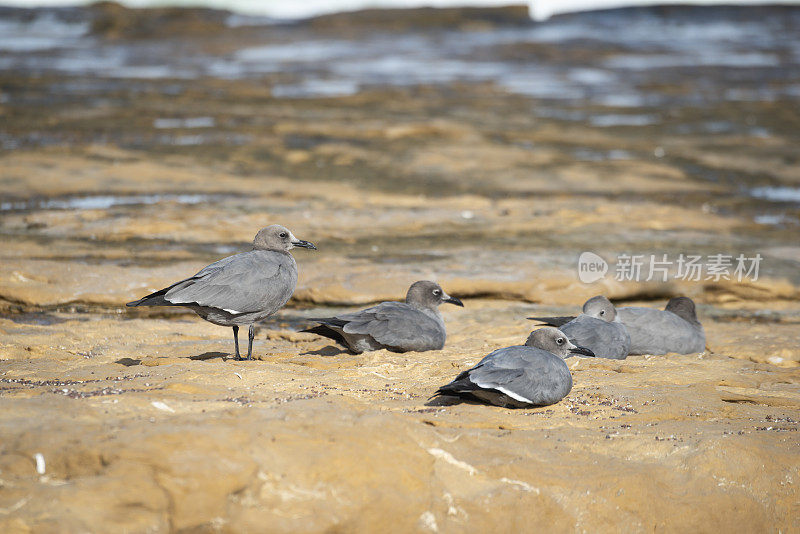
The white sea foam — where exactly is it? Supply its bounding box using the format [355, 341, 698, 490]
[0, 194, 212, 211]
[0, 12, 87, 52]
[751, 187, 800, 203]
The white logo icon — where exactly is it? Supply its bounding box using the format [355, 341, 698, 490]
[578, 252, 608, 283]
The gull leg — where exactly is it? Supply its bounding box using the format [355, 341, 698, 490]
[232, 325, 240, 360]
[247, 324, 255, 360]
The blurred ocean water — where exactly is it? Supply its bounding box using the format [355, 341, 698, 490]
[1, 3, 798, 106]
[0, 1, 798, 229]
[0, 0, 798, 20]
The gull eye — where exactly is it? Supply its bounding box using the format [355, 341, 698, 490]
[599, 310, 605, 316]
[432, 289, 441, 296]
[556, 338, 564, 345]
[279, 232, 288, 239]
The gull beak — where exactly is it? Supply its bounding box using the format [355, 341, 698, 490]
[443, 293, 464, 307]
[291, 239, 317, 250]
[569, 346, 595, 357]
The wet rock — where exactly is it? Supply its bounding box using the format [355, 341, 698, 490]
[89, 2, 231, 39]
[306, 5, 533, 34]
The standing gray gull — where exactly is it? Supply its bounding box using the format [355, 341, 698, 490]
[617, 297, 706, 355]
[126, 224, 316, 360]
[432, 327, 594, 408]
[302, 281, 463, 353]
[528, 295, 631, 359]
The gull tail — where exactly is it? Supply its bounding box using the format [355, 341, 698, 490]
[526, 315, 576, 327]
[301, 321, 348, 346]
[126, 290, 170, 307]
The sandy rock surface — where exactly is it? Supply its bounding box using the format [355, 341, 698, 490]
[2, 304, 799, 532]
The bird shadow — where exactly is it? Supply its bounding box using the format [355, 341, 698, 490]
[189, 351, 231, 362]
[424, 395, 487, 408]
[300, 345, 348, 357]
[114, 352, 235, 367]
[425, 394, 538, 409]
[115, 357, 142, 367]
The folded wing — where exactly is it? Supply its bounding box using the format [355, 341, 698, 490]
[309, 302, 444, 352]
[438, 346, 572, 406]
[129, 251, 293, 316]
